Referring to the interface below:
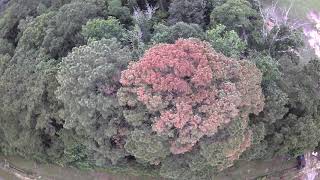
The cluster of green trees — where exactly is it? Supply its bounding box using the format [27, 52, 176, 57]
[0, 0, 319, 179]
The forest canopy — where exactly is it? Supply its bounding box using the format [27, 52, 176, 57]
[0, 0, 320, 179]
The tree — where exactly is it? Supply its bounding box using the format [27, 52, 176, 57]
[151, 22, 205, 44]
[124, 129, 170, 165]
[106, 0, 131, 24]
[81, 17, 127, 42]
[0, 54, 11, 76]
[0, 38, 14, 55]
[266, 58, 320, 156]
[168, 0, 206, 26]
[210, 0, 263, 47]
[0, 0, 41, 41]
[249, 52, 281, 85]
[200, 119, 253, 170]
[125, 24, 147, 60]
[56, 38, 132, 165]
[42, 0, 105, 58]
[266, 25, 304, 59]
[206, 24, 246, 58]
[0, 11, 63, 161]
[131, 4, 157, 43]
[207, 0, 226, 8]
[44, 129, 93, 169]
[211, 0, 258, 31]
[246, 57, 320, 159]
[205, 0, 227, 26]
[118, 39, 264, 174]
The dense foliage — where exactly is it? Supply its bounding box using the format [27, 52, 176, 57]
[81, 17, 127, 42]
[119, 39, 264, 155]
[206, 24, 247, 58]
[56, 38, 131, 165]
[168, 0, 206, 26]
[1, 0, 320, 179]
[151, 22, 205, 44]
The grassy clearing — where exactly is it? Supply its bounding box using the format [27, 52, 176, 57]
[0, 156, 160, 180]
[262, 0, 320, 61]
[264, 0, 320, 19]
[281, 0, 320, 15]
[215, 158, 297, 180]
[0, 169, 18, 180]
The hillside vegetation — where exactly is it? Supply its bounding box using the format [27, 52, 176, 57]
[0, 0, 320, 179]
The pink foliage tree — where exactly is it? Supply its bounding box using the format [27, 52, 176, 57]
[120, 39, 264, 154]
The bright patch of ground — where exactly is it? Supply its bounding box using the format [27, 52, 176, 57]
[277, 0, 320, 19]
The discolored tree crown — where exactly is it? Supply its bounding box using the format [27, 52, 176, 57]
[119, 38, 264, 154]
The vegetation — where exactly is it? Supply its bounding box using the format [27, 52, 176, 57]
[0, 0, 320, 179]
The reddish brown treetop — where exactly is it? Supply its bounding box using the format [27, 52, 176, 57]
[120, 39, 264, 154]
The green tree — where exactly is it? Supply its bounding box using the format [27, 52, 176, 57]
[0, 0, 41, 40]
[0, 11, 62, 159]
[207, 0, 226, 8]
[0, 54, 11, 75]
[206, 24, 246, 58]
[42, 0, 105, 58]
[268, 58, 320, 156]
[82, 17, 127, 42]
[210, 0, 263, 48]
[266, 25, 304, 59]
[106, 0, 131, 24]
[124, 129, 170, 165]
[249, 52, 281, 85]
[168, 0, 206, 26]
[151, 22, 205, 44]
[0, 38, 14, 55]
[56, 38, 131, 165]
[247, 57, 320, 159]
[125, 24, 147, 60]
